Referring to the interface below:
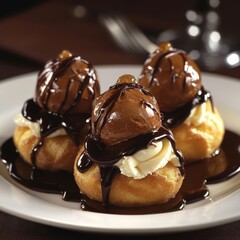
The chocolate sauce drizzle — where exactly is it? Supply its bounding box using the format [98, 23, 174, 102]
[1, 129, 240, 214]
[162, 87, 212, 127]
[36, 56, 97, 114]
[22, 99, 90, 166]
[148, 50, 189, 86]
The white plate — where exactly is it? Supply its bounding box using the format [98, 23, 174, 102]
[0, 65, 240, 234]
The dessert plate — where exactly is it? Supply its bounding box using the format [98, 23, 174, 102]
[0, 65, 240, 234]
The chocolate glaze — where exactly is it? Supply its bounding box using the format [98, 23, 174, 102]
[1, 129, 239, 214]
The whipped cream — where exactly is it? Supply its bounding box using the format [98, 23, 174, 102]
[184, 100, 212, 126]
[15, 113, 66, 138]
[115, 139, 181, 179]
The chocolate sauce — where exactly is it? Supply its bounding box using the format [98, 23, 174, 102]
[79, 192, 186, 214]
[22, 99, 90, 166]
[1, 129, 239, 214]
[81, 128, 183, 168]
[162, 87, 212, 127]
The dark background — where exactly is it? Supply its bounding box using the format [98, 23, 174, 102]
[0, 1, 240, 239]
[1, 0, 240, 79]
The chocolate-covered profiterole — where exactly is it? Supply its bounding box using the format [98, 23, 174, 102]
[139, 42, 224, 161]
[139, 42, 202, 113]
[14, 50, 100, 171]
[75, 74, 184, 208]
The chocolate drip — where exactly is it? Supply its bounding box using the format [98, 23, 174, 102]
[1, 129, 239, 214]
[77, 127, 184, 205]
[81, 128, 183, 168]
[99, 166, 119, 205]
[162, 87, 212, 127]
[36, 56, 96, 114]
[150, 49, 185, 86]
[22, 99, 90, 166]
[37, 56, 78, 111]
[66, 74, 92, 114]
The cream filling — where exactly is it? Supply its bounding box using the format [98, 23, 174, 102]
[15, 113, 66, 138]
[115, 139, 181, 179]
[184, 100, 212, 126]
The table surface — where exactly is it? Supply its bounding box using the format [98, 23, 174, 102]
[0, 1, 239, 239]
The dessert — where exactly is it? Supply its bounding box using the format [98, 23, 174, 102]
[13, 50, 100, 172]
[138, 42, 225, 162]
[74, 74, 184, 207]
